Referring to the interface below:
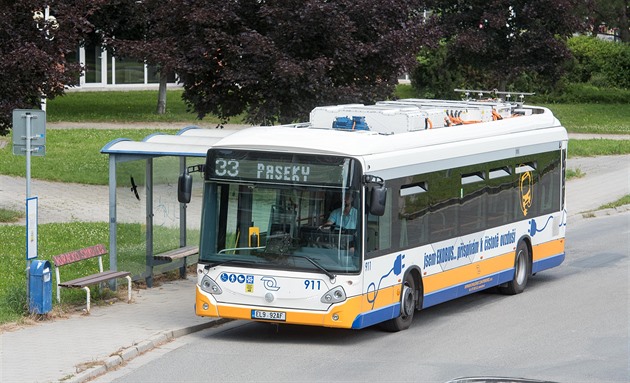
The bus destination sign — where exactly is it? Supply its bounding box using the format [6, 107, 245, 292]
[207, 150, 349, 186]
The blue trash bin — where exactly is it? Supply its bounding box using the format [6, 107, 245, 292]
[29, 260, 52, 314]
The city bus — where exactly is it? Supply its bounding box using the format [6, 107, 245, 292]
[180, 95, 567, 331]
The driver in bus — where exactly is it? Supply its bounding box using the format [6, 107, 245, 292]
[320, 193, 357, 230]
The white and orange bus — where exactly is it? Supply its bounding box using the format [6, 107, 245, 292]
[180, 95, 567, 331]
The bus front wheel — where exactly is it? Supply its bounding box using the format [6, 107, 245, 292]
[379, 273, 416, 332]
[500, 240, 531, 295]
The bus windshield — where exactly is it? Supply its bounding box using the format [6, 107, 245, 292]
[198, 150, 362, 274]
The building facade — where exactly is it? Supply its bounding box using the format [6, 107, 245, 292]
[73, 43, 177, 89]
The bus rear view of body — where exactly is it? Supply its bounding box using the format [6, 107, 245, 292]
[184, 96, 567, 331]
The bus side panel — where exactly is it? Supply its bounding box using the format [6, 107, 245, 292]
[351, 253, 410, 329]
[351, 303, 400, 329]
[532, 239, 566, 273]
[421, 237, 565, 308]
[422, 251, 514, 308]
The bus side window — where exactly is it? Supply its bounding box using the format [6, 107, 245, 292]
[539, 153, 561, 214]
[366, 191, 392, 256]
[487, 165, 513, 227]
[367, 224, 378, 251]
[399, 180, 429, 248]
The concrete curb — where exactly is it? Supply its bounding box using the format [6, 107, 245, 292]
[65, 318, 231, 383]
[569, 205, 630, 222]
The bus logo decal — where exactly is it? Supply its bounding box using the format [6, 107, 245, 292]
[366, 254, 405, 309]
[528, 215, 554, 237]
[519, 170, 533, 216]
[261, 276, 280, 291]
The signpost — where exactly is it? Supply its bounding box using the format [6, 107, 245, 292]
[12, 109, 46, 312]
[26, 197, 38, 260]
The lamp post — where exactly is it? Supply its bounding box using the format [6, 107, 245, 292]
[33, 5, 58, 111]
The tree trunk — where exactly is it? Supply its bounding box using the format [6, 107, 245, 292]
[619, 0, 629, 43]
[156, 71, 168, 114]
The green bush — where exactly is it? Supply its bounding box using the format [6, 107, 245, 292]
[532, 83, 630, 104]
[410, 35, 630, 101]
[566, 36, 630, 89]
[411, 44, 465, 99]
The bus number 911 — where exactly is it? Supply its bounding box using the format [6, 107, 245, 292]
[304, 280, 321, 290]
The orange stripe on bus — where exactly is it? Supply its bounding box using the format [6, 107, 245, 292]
[423, 238, 565, 294]
[424, 252, 514, 294]
[532, 239, 564, 261]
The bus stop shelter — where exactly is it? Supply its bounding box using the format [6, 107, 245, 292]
[100, 126, 237, 287]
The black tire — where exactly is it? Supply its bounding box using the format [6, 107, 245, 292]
[499, 240, 531, 295]
[379, 273, 416, 332]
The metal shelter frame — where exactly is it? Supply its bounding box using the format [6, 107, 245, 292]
[100, 126, 237, 287]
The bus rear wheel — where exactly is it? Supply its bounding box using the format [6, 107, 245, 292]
[379, 273, 416, 332]
[500, 240, 530, 295]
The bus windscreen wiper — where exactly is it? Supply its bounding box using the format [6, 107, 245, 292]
[291, 255, 336, 280]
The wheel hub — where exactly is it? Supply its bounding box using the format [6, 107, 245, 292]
[401, 285, 414, 316]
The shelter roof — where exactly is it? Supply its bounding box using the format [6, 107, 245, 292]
[100, 126, 237, 158]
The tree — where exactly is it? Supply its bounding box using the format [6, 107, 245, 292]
[0, 0, 103, 136]
[170, 0, 435, 125]
[87, 0, 177, 115]
[420, 0, 589, 92]
[587, 0, 629, 42]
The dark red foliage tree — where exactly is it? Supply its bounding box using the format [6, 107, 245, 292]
[0, 0, 103, 136]
[171, 0, 435, 125]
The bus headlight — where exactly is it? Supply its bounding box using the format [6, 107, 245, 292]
[320, 286, 346, 304]
[200, 275, 222, 295]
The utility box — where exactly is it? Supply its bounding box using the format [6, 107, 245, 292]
[310, 104, 445, 133]
[29, 259, 52, 314]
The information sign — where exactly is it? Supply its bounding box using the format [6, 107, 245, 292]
[26, 197, 38, 260]
[12, 109, 46, 157]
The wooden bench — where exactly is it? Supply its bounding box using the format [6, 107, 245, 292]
[52, 244, 132, 313]
[153, 245, 199, 278]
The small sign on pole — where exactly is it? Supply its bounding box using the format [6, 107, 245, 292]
[12, 109, 46, 157]
[26, 197, 38, 260]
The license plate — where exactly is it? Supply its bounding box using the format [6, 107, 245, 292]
[251, 309, 286, 321]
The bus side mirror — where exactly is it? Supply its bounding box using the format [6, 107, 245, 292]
[369, 185, 387, 216]
[178, 173, 192, 204]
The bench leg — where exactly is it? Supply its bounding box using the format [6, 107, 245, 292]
[83, 286, 91, 313]
[125, 275, 132, 303]
[179, 259, 187, 279]
[56, 267, 62, 303]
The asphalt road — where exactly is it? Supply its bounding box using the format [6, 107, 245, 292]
[94, 211, 629, 383]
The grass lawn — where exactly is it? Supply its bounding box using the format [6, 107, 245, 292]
[543, 103, 630, 135]
[47, 89, 245, 124]
[0, 129, 160, 184]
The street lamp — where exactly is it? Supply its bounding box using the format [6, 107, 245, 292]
[32, 5, 59, 111]
[33, 6, 58, 41]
